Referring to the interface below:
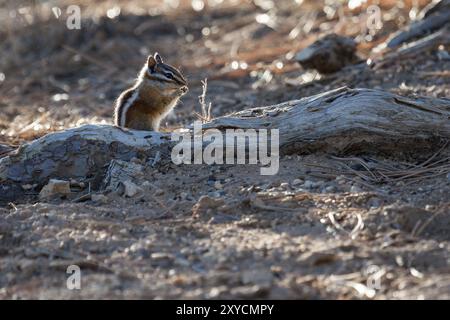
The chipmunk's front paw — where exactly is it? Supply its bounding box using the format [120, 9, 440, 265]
[179, 86, 188, 95]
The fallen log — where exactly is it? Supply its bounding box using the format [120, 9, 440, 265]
[0, 87, 449, 190]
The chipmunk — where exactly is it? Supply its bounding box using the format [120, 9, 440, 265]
[114, 53, 188, 131]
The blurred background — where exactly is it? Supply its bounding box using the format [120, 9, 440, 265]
[0, 0, 444, 145]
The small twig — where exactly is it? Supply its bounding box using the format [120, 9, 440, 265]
[196, 78, 213, 123]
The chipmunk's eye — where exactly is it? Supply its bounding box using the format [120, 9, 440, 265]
[164, 72, 174, 80]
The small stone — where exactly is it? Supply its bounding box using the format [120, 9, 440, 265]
[292, 179, 303, 186]
[241, 269, 273, 287]
[150, 252, 174, 267]
[368, 197, 382, 208]
[151, 252, 174, 260]
[142, 181, 152, 188]
[350, 185, 362, 193]
[324, 185, 336, 193]
[130, 157, 143, 164]
[295, 34, 358, 73]
[230, 285, 269, 299]
[208, 191, 224, 198]
[303, 180, 314, 189]
[69, 179, 86, 190]
[180, 192, 188, 200]
[21, 184, 33, 191]
[120, 180, 143, 198]
[312, 181, 323, 188]
[214, 181, 223, 189]
[175, 258, 191, 267]
[280, 182, 290, 189]
[91, 194, 109, 204]
[39, 179, 71, 199]
[192, 195, 225, 216]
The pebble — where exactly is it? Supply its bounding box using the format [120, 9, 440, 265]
[350, 185, 362, 193]
[280, 182, 290, 189]
[91, 194, 109, 204]
[241, 269, 273, 287]
[230, 285, 268, 299]
[292, 179, 303, 186]
[39, 179, 71, 199]
[180, 192, 189, 200]
[303, 180, 314, 189]
[208, 191, 224, 198]
[121, 180, 143, 198]
[214, 181, 223, 189]
[192, 195, 225, 216]
[21, 184, 33, 191]
[368, 197, 382, 208]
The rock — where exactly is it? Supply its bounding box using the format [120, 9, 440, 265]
[180, 192, 189, 200]
[39, 179, 71, 199]
[324, 185, 336, 193]
[312, 181, 323, 188]
[368, 197, 382, 208]
[280, 182, 290, 190]
[119, 180, 143, 198]
[303, 180, 314, 189]
[208, 214, 239, 224]
[297, 251, 338, 267]
[350, 185, 363, 193]
[192, 195, 225, 216]
[208, 191, 224, 198]
[241, 269, 273, 287]
[296, 34, 358, 73]
[386, 205, 432, 233]
[292, 178, 303, 186]
[230, 285, 269, 298]
[91, 194, 109, 203]
[214, 181, 223, 189]
[150, 252, 174, 267]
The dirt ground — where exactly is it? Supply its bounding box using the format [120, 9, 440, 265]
[0, 0, 449, 299]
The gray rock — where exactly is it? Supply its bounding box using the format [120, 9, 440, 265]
[296, 34, 358, 73]
[39, 179, 71, 199]
[303, 180, 314, 189]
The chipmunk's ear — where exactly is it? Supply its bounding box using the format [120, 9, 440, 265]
[147, 55, 157, 71]
[154, 52, 163, 64]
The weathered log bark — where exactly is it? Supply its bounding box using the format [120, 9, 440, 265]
[0, 87, 449, 189]
[0, 127, 173, 187]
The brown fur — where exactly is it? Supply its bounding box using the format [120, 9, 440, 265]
[114, 54, 187, 131]
[116, 86, 179, 131]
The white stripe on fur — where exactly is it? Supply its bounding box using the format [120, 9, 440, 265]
[120, 90, 139, 127]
